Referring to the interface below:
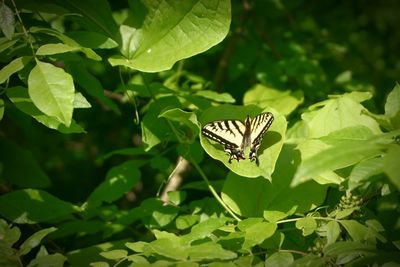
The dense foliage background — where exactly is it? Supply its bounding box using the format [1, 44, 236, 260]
[0, 0, 399, 266]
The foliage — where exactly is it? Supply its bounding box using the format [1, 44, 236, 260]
[1, 0, 400, 266]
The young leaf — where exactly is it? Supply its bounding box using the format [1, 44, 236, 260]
[109, 0, 231, 72]
[0, 219, 21, 247]
[295, 217, 317, 236]
[19, 227, 57, 256]
[100, 250, 128, 260]
[144, 238, 188, 261]
[28, 61, 75, 127]
[187, 242, 237, 261]
[241, 222, 277, 250]
[27, 253, 67, 267]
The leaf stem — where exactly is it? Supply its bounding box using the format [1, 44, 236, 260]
[10, 0, 35, 56]
[190, 156, 241, 221]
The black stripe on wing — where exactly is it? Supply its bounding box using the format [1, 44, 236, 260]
[250, 112, 274, 147]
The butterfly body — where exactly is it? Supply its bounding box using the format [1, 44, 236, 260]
[202, 112, 274, 165]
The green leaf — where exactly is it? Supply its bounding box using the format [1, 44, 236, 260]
[27, 253, 67, 267]
[181, 218, 227, 245]
[0, 138, 51, 188]
[89, 262, 110, 267]
[28, 61, 75, 127]
[263, 207, 297, 223]
[66, 31, 118, 49]
[0, 219, 21, 247]
[339, 220, 377, 243]
[0, 56, 32, 84]
[66, 61, 120, 114]
[385, 83, 400, 118]
[86, 160, 141, 208]
[100, 249, 128, 260]
[292, 138, 385, 187]
[7, 86, 85, 133]
[265, 252, 294, 267]
[0, 98, 3, 121]
[200, 105, 286, 179]
[30, 27, 101, 61]
[109, 0, 231, 72]
[323, 241, 375, 257]
[243, 85, 304, 116]
[384, 145, 400, 190]
[125, 241, 148, 253]
[0, 2, 15, 39]
[19, 227, 57, 256]
[36, 43, 80, 55]
[187, 242, 237, 261]
[290, 254, 326, 267]
[302, 92, 381, 138]
[73, 92, 91, 109]
[318, 221, 340, 245]
[0, 189, 78, 224]
[348, 157, 384, 190]
[159, 108, 200, 139]
[222, 146, 327, 217]
[175, 215, 199, 230]
[140, 198, 178, 228]
[295, 217, 317, 236]
[144, 238, 188, 261]
[167, 191, 187, 206]
[195, 90, 235, 104]
[241, 221, 277, 250]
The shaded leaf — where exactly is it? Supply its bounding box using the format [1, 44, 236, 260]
[295, 217, 317, 236]
[195, 90, 235, 104]
[100, 249, 128, 260]
[383, 145, 400, 190]
[0, 2, 15, 39]
[19, 227, 57, 256]
[265, 252, 294, 267]
[187, 242, 237, 261]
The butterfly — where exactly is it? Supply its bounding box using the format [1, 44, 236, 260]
[202, 112, 274, 165]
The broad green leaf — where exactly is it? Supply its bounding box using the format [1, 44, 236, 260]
[187, 242, 237, 261]
[0, 189, 78, 224]
[243, 84, 304, 116]
[222, 145, 327, 217]
[28, 61, 75, 127]
[323, 241, 375, 257]
[0, 138, 51, 188]
[0, 2, 14, 39]
[66, 61, 120, 114]
[242, 222, 277, 251]
[200, 105, 286, 179]
[384, 145, 400, 190]
[144, 238, 188, 261]
[27, 253, 67, 267]
[90, 262, 110, 267]
[348, 157, 384, 190]
[320, 125, 375, 144]
[126, 255, 149, 264]
[295, 217, 317, 236]
[30, 27, 101, 61]
[66, 31, 118, 49]
[100, 249, 128, 260]
[7, 86, 85, 133]
[195, 90, 235, 104]
[302, 92, 381, 138]
[292, 138, 385, 186]
[36, 43, 80, 55]
[0, 56, 32, 84]
[109, 0, 231, 72]
[265, 252, 294, 267]
[51, 220, 105, 239]
[19, 227, 57, 255]
[86, 160, 141, 208]
[159, 108, 200, 140]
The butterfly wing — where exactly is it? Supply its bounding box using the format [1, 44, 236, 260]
[202, 119, 246, 163]
[248, 112, 274, 165]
